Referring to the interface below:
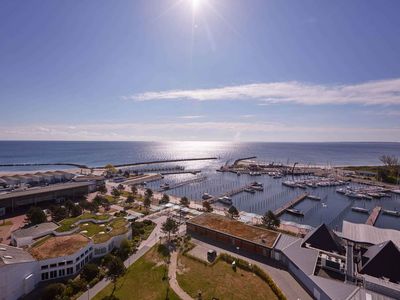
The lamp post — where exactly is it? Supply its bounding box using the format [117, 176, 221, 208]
[87, 284, 90, 300]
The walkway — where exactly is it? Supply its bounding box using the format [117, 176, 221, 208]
[168, 251, 194, 300]
[77, 215, 168, 300]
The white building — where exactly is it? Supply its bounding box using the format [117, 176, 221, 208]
[11, 222, 59, 247]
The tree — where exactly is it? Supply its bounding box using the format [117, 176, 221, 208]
[130, 185, 137, 196]
[80, 263, 99, 282]
[70, 204, 82, 218]
[111, 187, 121, 198]
[41, 283, 66, 300]
[159, 194, 170, 204]
[126, 194, 135, 203]
[180, 196, 190, 207]
[26, 206, 46, 225]
[143, 196, 151, 210]
[227, 205, 239, 219]
[64, 200, 75, 213]
[117, 184, 125, 191]
[161, 217, 179, 241]
[105, 164, 117, 174]
[145, 188, 153, 199]
[51, 206, 68, 222]
[262, 210, 280, 229]
[117, 238, 134, 260]
[379, 155, 399, 168]
[202, 201, 213, 212]
[105, 256, 126, 295]
[98, 184, 107, 194]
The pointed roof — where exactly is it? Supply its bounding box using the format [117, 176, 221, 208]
[302, 223, 346, 255]
[360, 240, 400, 283]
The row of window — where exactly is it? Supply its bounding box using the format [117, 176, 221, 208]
[41, 267, 73, 280]
[41, 260, 73, 270]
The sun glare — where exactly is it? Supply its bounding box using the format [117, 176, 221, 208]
[191, 0, 201, 12]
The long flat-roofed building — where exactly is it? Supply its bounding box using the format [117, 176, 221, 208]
[187, 213, 280, 257]
[0, 182, 91, 213]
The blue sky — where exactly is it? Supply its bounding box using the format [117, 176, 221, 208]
[0, 0, 399, 141]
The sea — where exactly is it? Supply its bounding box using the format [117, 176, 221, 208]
[1, 141, 400, 231]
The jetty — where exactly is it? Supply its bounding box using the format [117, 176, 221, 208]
[157, 176, 207, 192]
[108, 157, 217, 168]
[160, 169, 201, 175]
[274, 193, 309, 217]
[233, 156, 257, 166]
[208, 184, 257, 203]
[366, 206, 382, 226]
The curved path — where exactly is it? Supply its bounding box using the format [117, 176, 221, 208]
[168, 251, 194, 300]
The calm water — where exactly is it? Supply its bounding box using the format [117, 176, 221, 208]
[1, 141, 399, 230]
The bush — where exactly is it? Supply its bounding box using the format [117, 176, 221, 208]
[80, 263, 99, 282]
[41, 283, 66, 300]
[66, 278, 87, 295]
[157, 243, 170, 258]
[26, 206, 46, 225]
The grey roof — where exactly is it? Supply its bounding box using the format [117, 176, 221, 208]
[310, 275, 359, 300]
[0, 182, 91, 201]
[274, 233, 299, 251]
[12, 222, 59, 238]
[342, 221, 400, 248]
[282, 239, 319, 275]
[0, 244, 35, 266]
[302, 223, 346, 255]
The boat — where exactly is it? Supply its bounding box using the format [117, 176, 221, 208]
[251, 186, 264, 191]
[382, 209, 400, 217]
[251, 182, 263, 187]
[307, 195, 321, 201]
[218, 196, 233, 205]
[282, 181, 297, 188]
[202, 193, 212, 200]
[336, 188, 347, 194]
[296, 183, 307, 189]
[244, 188, 256, 194]
[160, 183, 170, 190]
[392, 190, 400, 195]
[306, 182, 317, 188]
[286, 208, 304, 216]
[273, 174, 283, 179]
[237, 172, 241, 176]
[351, 207, 369, 214]
[345, 192, 364, 199]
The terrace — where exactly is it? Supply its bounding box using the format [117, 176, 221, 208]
[188, 213, 280, 248]
[28, 234, 90, 260]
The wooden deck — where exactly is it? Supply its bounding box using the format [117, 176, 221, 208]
[274, 193, 309, 217]
[366, 206, 382, 226]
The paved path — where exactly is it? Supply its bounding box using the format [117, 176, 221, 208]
[168, 251, 194, 300]
[191, 238, 312, 300]
[78, 215, 168, 300]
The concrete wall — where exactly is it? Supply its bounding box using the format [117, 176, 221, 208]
[0, 261, 38, 300]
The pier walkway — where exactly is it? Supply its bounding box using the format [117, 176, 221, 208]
[366, 206, 382, 226]
[274, 193, 309, 217]
[209, 184, 255, 203]
[160, 169, 201, 175]
[157, 176, 207, 192]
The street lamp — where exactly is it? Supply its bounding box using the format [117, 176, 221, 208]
[87, 284, 90, 300]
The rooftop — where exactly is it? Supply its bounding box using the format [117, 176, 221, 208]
[12, 222, 59, 238]
[28, 234, 90, 260]
[188, 213, 280, 248]
[0, 244, 35, 266]
[0, 182, 91, 201]
[341, 221, 400, 248]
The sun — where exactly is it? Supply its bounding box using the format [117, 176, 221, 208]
[191, 0, 202, 12]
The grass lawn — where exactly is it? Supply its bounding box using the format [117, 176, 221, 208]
[56, 213, 110, 232]
[93, 247, 181, 300]
[177, 255, 279, 300]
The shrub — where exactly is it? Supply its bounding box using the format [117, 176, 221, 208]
[80, 263, 99, 282]
[41, 283, 66, 300]
[157, 243, 170, 258]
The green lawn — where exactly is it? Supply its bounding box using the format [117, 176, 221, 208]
[177, 255, 279, 300]
[56, 213, 110, 232]
[93, 247, 181, 300]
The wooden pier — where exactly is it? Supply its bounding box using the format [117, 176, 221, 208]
[274, 193, 309, 217]
[366, 206, 382, 226]
[157, 176, 207, 192]
[209, 184, 256, 203]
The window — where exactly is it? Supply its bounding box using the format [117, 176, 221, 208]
[66, 267, 73, 275]
[41, 265, 48, 270]
[67, 260, 73, 265]
[89, 247, 93, 251]
[50, 263, 57, 268]
[85, 249, 89, 254]
[59, 269, 65, 277]
[76, 257, 80, 262]
[80, 253, 84, 258]
[41, 272, 49, 280]
[85, 256, 88, 263]
[50, 270, 57, 279]
[76, 264, 80, 272]
[58, 262, 65, 266]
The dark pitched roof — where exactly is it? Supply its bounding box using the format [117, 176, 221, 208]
[360, 240, 400, 283]
[302, 223, 346, 255]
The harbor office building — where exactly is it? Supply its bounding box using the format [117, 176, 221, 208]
[0, 182, 92, 213]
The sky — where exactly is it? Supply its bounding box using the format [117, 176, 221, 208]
[0, 0, 399, 142]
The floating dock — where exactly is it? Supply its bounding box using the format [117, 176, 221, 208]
[208, 184, 257, 203]
[274, 193, 309, 217]
[365, 206, 382, 226]
[157, 176, 207, 192]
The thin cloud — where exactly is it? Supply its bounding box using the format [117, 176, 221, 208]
[178, 115, 204, 119]
[125, 78, 400, 106]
